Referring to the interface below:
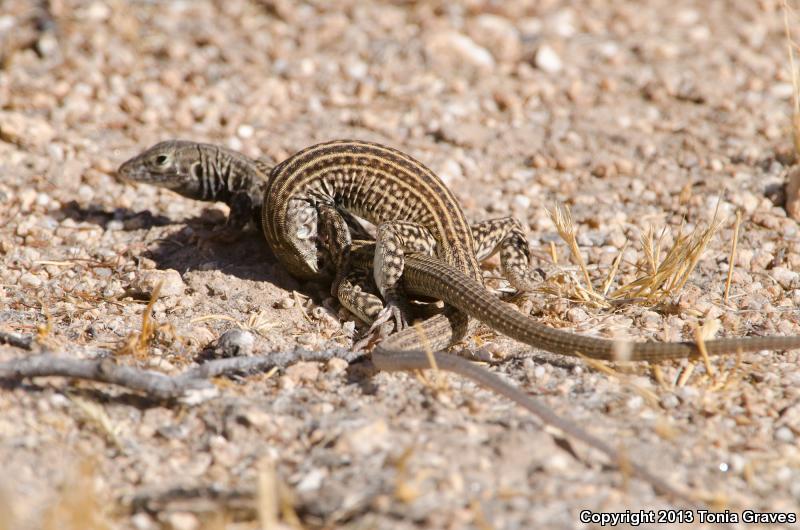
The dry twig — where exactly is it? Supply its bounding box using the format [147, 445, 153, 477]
[0, 341, 363, 401]
[0, 330, 33, 350]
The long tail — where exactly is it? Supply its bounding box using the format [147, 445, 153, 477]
[400, 253, 800, 361]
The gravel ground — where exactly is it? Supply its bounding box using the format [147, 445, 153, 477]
[2, 1, 800, 529]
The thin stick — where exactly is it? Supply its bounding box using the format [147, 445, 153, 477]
[0, 348, 364, 400]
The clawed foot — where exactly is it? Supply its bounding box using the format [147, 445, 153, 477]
[352, 296, 411, 351]
[370, 299, 408, 333]
[352, 320, 394, 351]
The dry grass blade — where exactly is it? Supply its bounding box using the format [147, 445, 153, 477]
[412, 322, 453, 394]
[784, 0, 800, 154]
[548, 203, 595, 294]
[257, 458, 278, 530]
[578, 354, 660, 407]
[242, 311, 278, 336]
[676, 363, 697, 387]
[600, 241, 627, 296]
[0, 485, 12, 530]
[707, 351, 744, 392]
[414, 322, 438, 371]
[70, 395, 123, 450]
[724, 210, 742, 304]
[116, 281, 162, 357]
[393, 446, 428, 504]
[256, 458, 301, 530]
[191, 311, 276, 337]
[190, 314, 237, 324]
[694, 322, 715, 378]
[36, 298, 54, 343]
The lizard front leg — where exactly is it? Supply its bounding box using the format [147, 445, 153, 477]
[317, 206, 414, 344]
[372, 221, 438, 332]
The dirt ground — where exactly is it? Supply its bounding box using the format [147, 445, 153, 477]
[2, 0, 800, 528]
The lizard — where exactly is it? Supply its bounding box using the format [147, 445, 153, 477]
[119, 140, 800, 360]
[118, 139, 800, 500]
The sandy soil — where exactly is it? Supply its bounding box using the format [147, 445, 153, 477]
[2, 1, 800, 529]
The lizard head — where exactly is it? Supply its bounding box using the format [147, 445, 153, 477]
[117, 140, 204, 199]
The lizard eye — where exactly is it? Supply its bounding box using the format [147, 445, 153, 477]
[155, 154, 169, 166]
[191, 162, 203, 179]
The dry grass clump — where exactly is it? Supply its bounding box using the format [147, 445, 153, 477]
[545, 203, 725, 309]
[116, 281, 162, 358]
[545, 203, 750, 393]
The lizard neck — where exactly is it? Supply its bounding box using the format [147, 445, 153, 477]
[194, 143, 265, 204]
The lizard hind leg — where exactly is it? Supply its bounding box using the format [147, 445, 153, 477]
[335, 269, 398, 351]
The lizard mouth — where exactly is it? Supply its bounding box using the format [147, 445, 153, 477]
[116, 158, 146, 183]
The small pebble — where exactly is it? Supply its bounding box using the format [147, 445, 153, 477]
[236, 123, 254, 138]
[285, 361, 320, 383]
[566, 307, 588, 323]
[276, 296, 295, 309]
[0, 111, 56, 149]
[19, 272, 43, 289]
[425, 30, 496, 70]
[774, 426, 795, 443]
[467, 15, 522, 63]
[164, 512, 198, 530]
[660, 394, 680, 409]
[534, 44, 563, 73]
[131, 513, 156, 530]
[131, 269, 185, 297]
[214, 329, 255, 357]
[771, 267, 799, 290]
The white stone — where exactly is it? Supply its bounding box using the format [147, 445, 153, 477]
[425, 31, 495, 70]
[19, 273, 43, 289]
[513, 194, 531, 209]
[550, 9, 576, 37]
[534, 45, 563, 74]
[771, 267, 799, 290]
[467, 15, 521, 63]
[215, 329, 255, 357]
[296, 468, 326, 493]
[237, 123, 254, 139]
[346, 61, 368, 79]
[131, 269, 185, 297]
